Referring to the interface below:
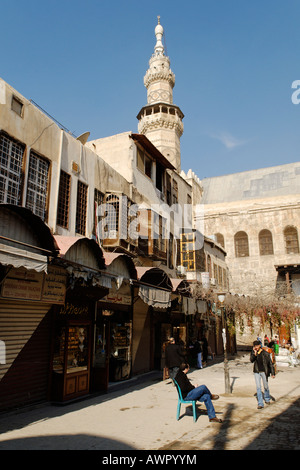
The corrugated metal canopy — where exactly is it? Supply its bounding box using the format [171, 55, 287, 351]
[0, 204, 59, 272]
[54, 236, 106, 270]
[104, 252, 137, 280]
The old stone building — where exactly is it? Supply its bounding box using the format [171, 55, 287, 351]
[197, 163, 300, 348]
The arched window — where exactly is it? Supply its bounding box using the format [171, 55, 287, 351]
[215, 233, 225, 248]
[259, 229, 273, 255]
[284, 226, 299, 254]
[234, 231, 249, 257]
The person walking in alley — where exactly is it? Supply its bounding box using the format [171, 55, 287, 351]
[165, 337, 186, 379]
[175, 363, 223, 423]
[250, 340, 275, 409]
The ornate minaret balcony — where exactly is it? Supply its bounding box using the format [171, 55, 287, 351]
[137, 103, 184, 138]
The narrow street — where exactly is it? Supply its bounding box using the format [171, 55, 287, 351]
[0, 353, 299, 451]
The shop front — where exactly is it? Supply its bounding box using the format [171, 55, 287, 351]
[93, 253, 137, 390]
[51, 236, 110, 402]
[132, 267, 173, 376]
[0, 204, 61, 412]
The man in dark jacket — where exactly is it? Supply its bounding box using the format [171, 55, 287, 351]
[174, 363, 222, 423]
[250, 340, 275, 409]
[165, 337, 185, 379]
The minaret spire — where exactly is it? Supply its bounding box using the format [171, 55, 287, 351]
[154, 15, 164, 55]
[137, 17, 184, 171]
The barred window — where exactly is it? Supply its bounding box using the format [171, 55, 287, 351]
[93, 188, 104, 238]
[284, 226, 299, 254]
[0, 133, 24, 205]
[105, 194, 119, 238]
[259, 229, 274, 255]
[76, 181, 88, 235]
[234, 231, 249, 257]
[26, 151, 50, 221]
[57, 171, 71, 228]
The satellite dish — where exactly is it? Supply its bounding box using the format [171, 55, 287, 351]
[76, 131, 90, 145]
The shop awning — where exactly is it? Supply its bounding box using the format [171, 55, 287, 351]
[104, 252, 137, 289]
[54, 236, 112, 289]
[136, 266, 172, 309]
[181, 297, 208, 315]
[0, 204, 59, 273]
[138, 284, 171, 309]
[0, 242, 48, 273]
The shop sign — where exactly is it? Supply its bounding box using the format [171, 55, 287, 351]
[1, 266, 67, 304]
[98, 294, 131, 305]
[1, 268, 44, 301]
[59, 302, 89, 316]
[41, 266, 67, 304]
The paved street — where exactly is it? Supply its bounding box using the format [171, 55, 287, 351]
[0, 352, 299, 451]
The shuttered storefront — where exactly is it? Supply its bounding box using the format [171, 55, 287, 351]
[0, 300, 52, 412]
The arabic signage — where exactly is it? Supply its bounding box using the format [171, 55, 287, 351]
[1, 266, 67, 304]
[98, 294, 131, 305]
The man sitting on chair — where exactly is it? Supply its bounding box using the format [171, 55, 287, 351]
[175, 363, 223, 423]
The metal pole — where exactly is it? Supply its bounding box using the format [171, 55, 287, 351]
[221, 306, 231, 394]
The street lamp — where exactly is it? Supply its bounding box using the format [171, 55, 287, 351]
[218, 293, 231, 394]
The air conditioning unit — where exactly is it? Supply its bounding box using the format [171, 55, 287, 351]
[177, 265, 187, 276]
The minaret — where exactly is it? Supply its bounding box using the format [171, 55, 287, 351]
[137, 16, 184, 171]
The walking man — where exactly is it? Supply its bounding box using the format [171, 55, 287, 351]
[250, 340, 275, 409]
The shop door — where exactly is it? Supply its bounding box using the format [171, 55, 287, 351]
[52, 322, 91, 401]
[91, 319, 110, 392]
[63, 324, 90, 398]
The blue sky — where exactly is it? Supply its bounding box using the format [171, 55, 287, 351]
[1, 0, 300, 178]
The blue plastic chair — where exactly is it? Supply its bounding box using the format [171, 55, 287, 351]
[173, 378, 197, 422]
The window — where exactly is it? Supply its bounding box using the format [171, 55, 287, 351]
[152, 213, 166, 253]
[284, 226, 299, 254]
[222, 268, 228, 289]
[26, 151, 50, 221]
[104, 194, 119, 238]
[156, 162, 164, 192]
[234, 231, 249, 257]
[259, 229, 274, 255]
[169, 233, 174, 269]
[172, 179, 178, 205]
[93, 189, 104, 239]
[215, 233, 225, 248]
[206, 254, 212, 277]
[0, 133, 24, 205]
[166, 172, 172, 205]
[180, 232, 196, 271]
[144, 155, 152, 178]
[11, 96, 24, 117]
[137, 148, 144, 172]
[76, 181, 88, 235]
[136, 147, 152, 179]
[57, 170, 71, 228]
